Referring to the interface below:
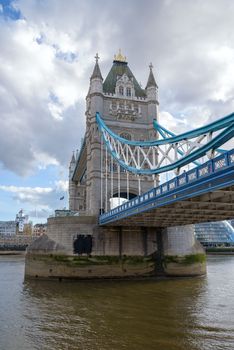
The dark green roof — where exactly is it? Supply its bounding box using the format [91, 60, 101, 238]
[103, 61, 146, 98]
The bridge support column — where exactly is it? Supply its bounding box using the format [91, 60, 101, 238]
[162, 224, 206, 276]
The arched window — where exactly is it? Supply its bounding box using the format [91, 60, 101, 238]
[120, 132, 132, 141]
[119, 86, 124, 95]
[126, 87, 131, 97]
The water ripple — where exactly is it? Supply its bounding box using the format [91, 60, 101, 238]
[0, 255, 234, 349]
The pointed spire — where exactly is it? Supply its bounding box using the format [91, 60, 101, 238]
[90, 53, 103, 80]
[146, 62, 158, 88]
[70, 151, 75, 164]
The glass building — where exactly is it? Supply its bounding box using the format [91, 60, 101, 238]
[195, 221, 234, 247]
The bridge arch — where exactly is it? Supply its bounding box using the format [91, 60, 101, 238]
[103, 187, 138, 211]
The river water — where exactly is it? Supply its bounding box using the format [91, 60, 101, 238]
[0, 255, 233, 350]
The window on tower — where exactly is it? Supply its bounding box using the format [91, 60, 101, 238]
[126, 87, 131, 97]
[119, 86, 124, 95]
[120, 132, 132, 140]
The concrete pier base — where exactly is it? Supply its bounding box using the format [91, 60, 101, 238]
[25, 216, 159, 280]
[25, 217, 206, 280]
[162, 224, 206, 276]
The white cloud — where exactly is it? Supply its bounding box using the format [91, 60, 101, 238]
[0, 185, 52, 194]
[159, 111, 188, 134]
[0, 17, 85, 175]
[34, 150, 59, 170]
[55, 180, 68, 192]
[208, 46, 234, 102]
[0, 185, 53, 202]
[0, 182, 68, 220]
[0, 0, 234, 178]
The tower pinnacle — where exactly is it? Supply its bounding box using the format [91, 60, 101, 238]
[94, 53, 100, 63]
[114, 49, 127, 63]
[90, 53, 103, 80]
[70, 151, 75, 164]
[146, 62, 157, 88]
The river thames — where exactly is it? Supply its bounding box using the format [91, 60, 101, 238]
[0, 255, 233, 350]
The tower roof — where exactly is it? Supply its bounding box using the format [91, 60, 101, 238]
[103, 52, 146, 98]
[146, 63, 158, 88]
[70, 152, 76, 164]
[90, 53, 103, 80]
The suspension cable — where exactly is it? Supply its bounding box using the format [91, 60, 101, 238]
[138, 175, 141, 195]
[127, 171, 129, 201]
[100, 137, 103, 213]
[126, 143, 129, 201]
[105, 145, 108, 212]
[111, 155, 113, 201]
[118, 164, 120, 206]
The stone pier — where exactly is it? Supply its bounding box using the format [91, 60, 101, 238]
[25, 217, 206, 280]
[25, 216, 158, 280]
[162, 224, 206, 276]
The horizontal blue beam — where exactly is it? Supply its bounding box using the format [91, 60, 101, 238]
[99, 149, 234, 225]
[153, 113, 234, 143]
[153, 120, 226, 155]
[96, 111, 234, 146]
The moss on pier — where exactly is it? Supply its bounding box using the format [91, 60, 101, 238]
[32, 254, 155, 267]
[164, 253, 206, 266]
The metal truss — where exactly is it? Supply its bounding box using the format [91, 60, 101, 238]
[96, 112, 234, 175]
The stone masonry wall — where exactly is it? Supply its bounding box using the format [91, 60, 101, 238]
[46, 216, 158, 257]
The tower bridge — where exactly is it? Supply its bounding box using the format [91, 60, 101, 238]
[25, 51, 234, 280]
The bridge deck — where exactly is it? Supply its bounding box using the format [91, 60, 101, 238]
[99, 150, 234, 227]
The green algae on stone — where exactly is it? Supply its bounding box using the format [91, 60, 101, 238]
[164, 254, 206, 266]
[45, 254, 155, 267]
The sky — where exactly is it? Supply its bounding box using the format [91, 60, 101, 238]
[0, 0, 234, 223]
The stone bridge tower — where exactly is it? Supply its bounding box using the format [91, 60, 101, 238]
[25, 52, 206, 280]
[69, 51, 159, 216]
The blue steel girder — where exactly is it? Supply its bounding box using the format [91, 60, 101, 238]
[96, 112, 234, 175]
[99, 149, 234, 226]
[153, 121, 226, 165]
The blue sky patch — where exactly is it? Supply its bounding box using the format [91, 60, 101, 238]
[49, 92, 60, 104]
[35, 32, 46, 45]
[0, 0, 22, 20]
[55, 50, 78, 63]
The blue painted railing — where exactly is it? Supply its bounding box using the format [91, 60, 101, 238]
[99, 149, 234, 225]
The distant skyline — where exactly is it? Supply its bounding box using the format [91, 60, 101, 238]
[0, 0, 234, 223]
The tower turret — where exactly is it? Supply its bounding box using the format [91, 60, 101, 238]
[146, 63, 159, 121]
[89, 53, 103, 95]
[69, 151, 76, 179]
[146, 63, 158, 100]
[68, 151, 76, 210]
